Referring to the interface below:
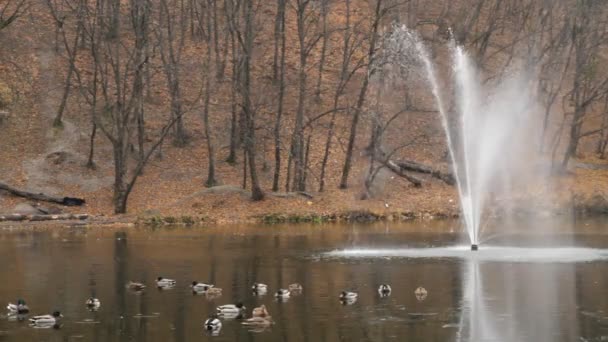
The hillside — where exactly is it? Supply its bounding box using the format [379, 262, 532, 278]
[1, 0, 608, 225]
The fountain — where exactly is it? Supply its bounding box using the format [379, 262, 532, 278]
[386, 26, 543, 249]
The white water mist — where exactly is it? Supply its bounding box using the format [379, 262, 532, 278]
[387, 26, 541, 245]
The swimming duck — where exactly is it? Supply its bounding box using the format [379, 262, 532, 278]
[191, 281, 214, 292]
[127, 281, 146, 291]
[252, 304, 269, 318]
[378, 284, 392, 297]
[251, 283, 268, 294]
[414, 286, 428, 301]
[242, 315, 273, 328]
[274, 289, 290, 299]
[339, 291, 358, 300]
[206, 287, 223, 295]
[7, 299, 29, 314]
[85, 297, 101, 310]
[288, 283, 303, 292]
[216, 303, 246, 315]
[156, 277, 176, 288]
[29, 311, 63, 325]
[204, 313, 222, 333]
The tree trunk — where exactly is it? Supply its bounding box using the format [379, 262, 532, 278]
[241, 0, 264, 201]
[339, 0, 383, 189]
[314, 0, 328, 101]
[0, 182, 85, 206]
[272, 0, 286, 192]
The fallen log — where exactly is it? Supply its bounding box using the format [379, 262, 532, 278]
[376, 157, 423, 187]
[396, 160, 456, 185]
[0, 182, 85, 206]
[0, 213, 89, 222]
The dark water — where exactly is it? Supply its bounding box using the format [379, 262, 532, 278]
[0, 220, 607, 342]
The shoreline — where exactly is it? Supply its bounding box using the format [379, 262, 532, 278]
[0, 204, 607, 230]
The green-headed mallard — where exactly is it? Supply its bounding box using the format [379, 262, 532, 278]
[156, 277, 176, 288]
[29, 311, 62, 325]
[7, 299, 29, 314]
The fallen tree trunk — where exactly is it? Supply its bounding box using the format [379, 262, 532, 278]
[376, 157, 423, 187]
[0, 182, 85, 206]
[0, 213, 89, 222]
[396, 160, 456, 185]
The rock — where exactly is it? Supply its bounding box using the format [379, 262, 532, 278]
[13, 202, 44, 215]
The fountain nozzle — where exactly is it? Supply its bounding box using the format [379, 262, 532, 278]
[471, 244, 478, 251]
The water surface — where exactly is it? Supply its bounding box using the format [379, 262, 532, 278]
[0, 219, 607, 341]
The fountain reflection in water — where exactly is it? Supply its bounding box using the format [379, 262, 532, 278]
[387, 26, 547, 246]
[456, 259, 579, 342]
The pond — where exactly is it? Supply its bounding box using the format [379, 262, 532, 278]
[0, 219, 607, 341]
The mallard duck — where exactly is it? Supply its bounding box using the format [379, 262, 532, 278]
[251, 283, 268, 294]
[127, 281, 146, 291]
[29, 311, 63, 325]
[414, 286, 428, 301]
[204, 313, 222, 332]
[242, 315, 273, 327]
[85, 297, 101, 309]
[191, 281, 214, 292]
[378, 284, 392, 297]
[288, 283, 303, 292]
[252, 304, 269, 318]
[274, 289, 290, 299]
[156, 277, 176, 288]
[206, 287, 223, 295]
[7, 299, 29, 314]
[339, 291, 358, 300]
[216, 302, 245, 315]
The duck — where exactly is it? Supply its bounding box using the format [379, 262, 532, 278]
[216, 302, 246, 315]
[29, 311, 63, 325]
[251, 283, 268, 294]
[242, 315, 273, 328]
[156, 277, 176, 288]
[252, 304, 269, 318]
[191, 281, 214, 292]
[205, 287, 223, 295]
[127, 281, 146, 291]
[288, 283, 303, 292]
[85, 297, 101, 310]
[204, 313, 222, 333]
[378, 284, 392, 297]
[274, 289, 290, 299]
[414, 286, 428, 301]
[339, 291, 358, 300]
[7, 299, 30, 314]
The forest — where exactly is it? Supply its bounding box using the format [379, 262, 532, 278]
[0, 0, 607, 220]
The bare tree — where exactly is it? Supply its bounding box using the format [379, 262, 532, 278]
[272, 0, 286, 191]
[230, 0, 263, 200]
[318, 0, 367, 191]
[339, 0, 386, 189]
[561, 0, 608, 168]
[202, 0, 217, 187]
[47, 0, 85, 128]
[0, 0, 27, 31]
[157, 0, 189, 147]
[289, 0, 324, 191]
